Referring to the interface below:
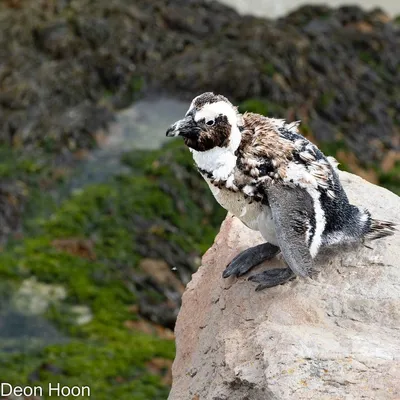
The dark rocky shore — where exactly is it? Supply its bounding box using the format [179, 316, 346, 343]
[0, 0, 399, 398]
[2, 1, 399, 157]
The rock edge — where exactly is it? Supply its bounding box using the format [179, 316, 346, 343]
[169, 172, 400, 400]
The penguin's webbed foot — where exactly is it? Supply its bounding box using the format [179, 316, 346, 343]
[248, 267, 295, 291]
[222, 243, 280, 278]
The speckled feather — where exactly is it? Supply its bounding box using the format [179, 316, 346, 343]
[236, 113, 335, 196]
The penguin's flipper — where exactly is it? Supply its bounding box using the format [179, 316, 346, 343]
[265, 184, 314, 279]
[222, 242, 280, 278]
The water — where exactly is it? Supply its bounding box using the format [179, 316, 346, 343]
[110, 97, 187, 151]
[0, 281, 66, 353]
[70, 97, 188, 188]
[219, 0, 400, 18]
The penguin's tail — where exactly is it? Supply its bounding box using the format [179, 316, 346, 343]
[365, 217, 396, 240]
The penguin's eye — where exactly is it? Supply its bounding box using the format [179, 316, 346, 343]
[206, 119, 215, 126]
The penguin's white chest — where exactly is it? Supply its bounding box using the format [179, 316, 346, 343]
[203, 177, 278, 245]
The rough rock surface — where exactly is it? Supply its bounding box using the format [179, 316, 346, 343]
[170, 172, 400, 400]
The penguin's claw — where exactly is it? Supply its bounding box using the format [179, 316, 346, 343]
[222, 243, 280, 278]
[248, 267, 296, 291]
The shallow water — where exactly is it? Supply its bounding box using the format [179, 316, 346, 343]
[70, 97, 187, 188]
[113, 97, 187, 151]
[0, 282, 66, 353]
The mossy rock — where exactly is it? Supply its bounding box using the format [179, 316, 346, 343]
[0, 141, 225, 398]
[376, 161, 400, 195]
[239, 98, 284, 117]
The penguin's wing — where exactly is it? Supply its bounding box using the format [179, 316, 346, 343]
[266, 183, 315, 278]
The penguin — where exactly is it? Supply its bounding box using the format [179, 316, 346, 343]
[166, 92, 396, 290]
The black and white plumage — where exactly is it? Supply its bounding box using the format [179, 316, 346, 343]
[166, 92, 396, 290]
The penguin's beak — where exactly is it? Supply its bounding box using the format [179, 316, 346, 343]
[166, 116, 198, 138]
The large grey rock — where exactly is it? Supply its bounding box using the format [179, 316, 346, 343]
[169, 172, 400, 400]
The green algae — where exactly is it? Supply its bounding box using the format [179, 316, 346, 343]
[1, 340, 172, 399]
[239, 98, 284, 117]
[318, 91, 335, 108]
[376, 161, 400, 195]
[0, 233, 173, 398]
[318, 140, 351, 172]
[262, 63, 276, 77]
[0, 140, 224, 398]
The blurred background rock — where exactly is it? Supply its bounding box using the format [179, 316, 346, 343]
[0, 0, 398, 398]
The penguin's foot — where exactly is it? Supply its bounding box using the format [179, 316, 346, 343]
[248, 267, 295, 291]
[222, 243, 280, 278]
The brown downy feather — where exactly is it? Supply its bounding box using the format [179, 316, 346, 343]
[238, 113, 295, 180]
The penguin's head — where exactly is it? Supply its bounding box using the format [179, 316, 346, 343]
[166, 92, 242, 153]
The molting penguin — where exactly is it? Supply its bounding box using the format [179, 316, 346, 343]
[166, 92, 396, 290]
